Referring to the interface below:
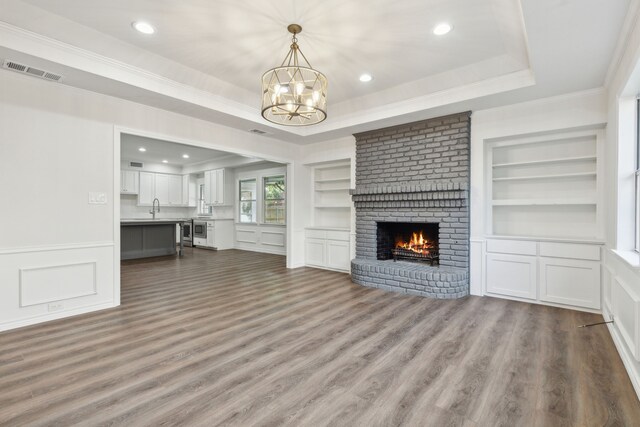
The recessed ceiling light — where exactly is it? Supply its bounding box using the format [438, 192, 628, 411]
[138, 147, 146, 152]
[132, 21, 155, 35]
[359, 74, 373, 82]
[433, 23, 452, 36]
[182, 154, 189, 159]
[162, 160, 168, 163]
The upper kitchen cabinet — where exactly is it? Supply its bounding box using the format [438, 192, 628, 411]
[138, 172, 155, 205]
[204, 169, 225, 205]
[137, 172, 193, 207]
[120, 170, 139, 195]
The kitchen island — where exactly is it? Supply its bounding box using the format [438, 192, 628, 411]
[121, 219, 186, 260]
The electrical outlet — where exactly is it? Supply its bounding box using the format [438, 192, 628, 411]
[88, 192, 107, 204]
[47, 302, 64, 312]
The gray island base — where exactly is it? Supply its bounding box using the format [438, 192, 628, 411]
[121, 219, 185, 260]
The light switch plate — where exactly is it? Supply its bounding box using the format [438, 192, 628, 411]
[88, 192, 107, 204]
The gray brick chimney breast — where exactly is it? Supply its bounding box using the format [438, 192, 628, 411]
[351, 112, 471, 299]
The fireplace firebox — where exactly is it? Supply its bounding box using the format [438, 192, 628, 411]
[377, 222, 439, 265]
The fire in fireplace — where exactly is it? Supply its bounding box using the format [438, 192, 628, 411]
[377, 222, 439, 265]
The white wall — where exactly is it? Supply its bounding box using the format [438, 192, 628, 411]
[601, 2, 640, 398]
[233, 164, 287, 255]
[0, 70, 298, 331]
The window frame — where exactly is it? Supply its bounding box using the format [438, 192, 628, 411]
[198, 182, 212, 216]
[262, 175, 286, 225]
[636, 98, 640, 252]
[238, 178, 258, 224]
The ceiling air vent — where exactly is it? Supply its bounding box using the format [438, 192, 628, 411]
[249, 129, 268, 135]
[2, 59, 63, 82]
[129, 161, 144, 168]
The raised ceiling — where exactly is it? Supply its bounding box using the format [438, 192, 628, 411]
[0, 0, 632, 143]
[121, 134, 242, 166]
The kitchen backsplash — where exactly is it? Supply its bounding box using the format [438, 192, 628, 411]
[120, 195, 234, 220]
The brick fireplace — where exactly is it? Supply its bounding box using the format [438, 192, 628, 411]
[350, 112, 471, 298]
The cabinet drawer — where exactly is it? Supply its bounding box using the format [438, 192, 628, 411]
[305, 229, 326, 239]
[539, 242, 600, 261]
[486, 239, 537, 256]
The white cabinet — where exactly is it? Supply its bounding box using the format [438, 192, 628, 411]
[204, 169, 225, 205]
[138, 172, 155, 205]
[484, 238, 602, 311]
[305, 238, 326, 266]
[120, 170, 139, 194]
[206, 222, 215, 247]
[327, 240, 351, 271]
[486, 253, 537, 300]
[168, 174, 183, 206]
[137, 172, 192, 207]
[539, 257, 601, 309]
[154, 174, 169, 205]
[198, 220, 234, 249]
[304, 228, 351, 272]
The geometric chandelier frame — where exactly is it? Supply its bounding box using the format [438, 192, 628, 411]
[261, 24, 328, 126]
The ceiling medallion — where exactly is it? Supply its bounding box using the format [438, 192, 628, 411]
[261, 24, 328, 126]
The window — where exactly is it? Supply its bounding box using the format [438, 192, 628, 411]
[264, 175, 285, 224]
[198, 183, 212, 215]
[636, 99, 640, 252]
[239, 179, 257, 223]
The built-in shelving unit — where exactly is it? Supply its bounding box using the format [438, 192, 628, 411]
[312, 162, 352, 229]
[487, 131, 602, 240]
[304, 160, 353, 272]
[481, 129, 605, 312]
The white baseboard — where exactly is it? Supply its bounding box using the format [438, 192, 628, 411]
[234, 244, 286, 256]
[0, 301, 118, 332]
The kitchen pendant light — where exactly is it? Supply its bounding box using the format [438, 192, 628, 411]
[261, 24, 328, 126]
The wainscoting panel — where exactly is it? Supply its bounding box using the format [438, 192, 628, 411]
[261, 230, 285, 247]
[20, 261, 97, 307]
[0, 242, 115, 331]
[234, 225, 286, 255]
[612, 276, 640, 361]
[235, 229, 258, 244]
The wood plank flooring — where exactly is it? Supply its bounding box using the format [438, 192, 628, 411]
[0, 248, 638, 426]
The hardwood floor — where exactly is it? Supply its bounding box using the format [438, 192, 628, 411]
[0, 248, 638, 426]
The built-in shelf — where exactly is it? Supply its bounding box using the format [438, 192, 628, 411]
[492, 198, 597, 206]
[492, 155, 597, 168]
[312, 162, 352, 230]
[492, 172, 597, 182]
[315, 187, 351, 192]
[314, 178, 351, 183]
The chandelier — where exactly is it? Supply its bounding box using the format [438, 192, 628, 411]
[261, 24, 328, 126]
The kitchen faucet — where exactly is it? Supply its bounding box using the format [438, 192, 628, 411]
[150, 198, 160, 219]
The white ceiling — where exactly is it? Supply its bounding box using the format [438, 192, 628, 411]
[0, 0, 632, 143]
[121, 134, 245, 166]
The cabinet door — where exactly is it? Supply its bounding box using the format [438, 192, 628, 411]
[182, 175, 190, 206]
[215, 169, 225, 204]
[138, 172, 155, 205]
[486, 253, 537, 300]
[539, 257, 601, 309]
[155, 174, 169, 205]
[326, 240, 350, 271]
[206, 222, 215, 247]
[203, 171, 212, 205]
[168, 175, 183, 206]
[305, 238, 326, 267]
